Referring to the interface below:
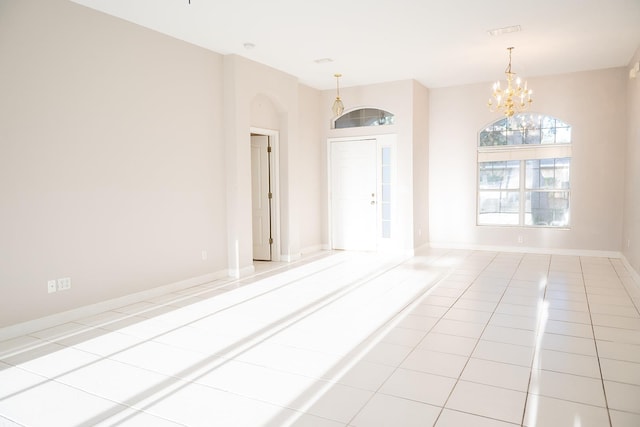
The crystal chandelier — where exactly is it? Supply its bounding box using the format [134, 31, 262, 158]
[331, 73, 344, 117]
[488, 47, 533, 118]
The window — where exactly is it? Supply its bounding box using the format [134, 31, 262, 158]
[477, 114, 571, 227]
[381, 146, 392, 238]
[334, 108, 395, 129]
[478, 160, 520, 225]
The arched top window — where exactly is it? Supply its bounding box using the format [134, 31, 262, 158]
[334, 108, 395, 129]
[477, 113, 572, 228]
[479, 113, 571, 147]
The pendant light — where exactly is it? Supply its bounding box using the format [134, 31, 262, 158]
[331, 73, 344, 117]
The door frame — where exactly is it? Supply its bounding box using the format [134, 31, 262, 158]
[327, 134, 398, 252]
[250, 127, 281, 262]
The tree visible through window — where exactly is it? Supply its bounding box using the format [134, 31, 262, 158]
[478, 114, 572, 227]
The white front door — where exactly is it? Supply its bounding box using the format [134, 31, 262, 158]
[251, 135, 272, 260]
[330, 139, 377, 251]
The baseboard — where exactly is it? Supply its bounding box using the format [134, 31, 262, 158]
[0, 269, 229, 343]
[4, 247, 634, 343]
[428, 242, 622, 259]
[410, 242, 433, 256]
[228, 264, 256, 278]
[621, 254, 640, 285]
[280, 252, 302, 262]
[403, 248, 415, 257]
[300, 244, 323, 255]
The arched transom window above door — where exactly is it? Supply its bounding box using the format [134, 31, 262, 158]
[334, 108, 395, 129]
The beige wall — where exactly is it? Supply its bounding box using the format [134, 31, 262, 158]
[298, 85, 324, 253]
[0, 0, 326, 331]
[0, 0, 226, 327]
[412, 81, 430, 248]
[429, 68, 627, 253]
[623, 46, 640, 273]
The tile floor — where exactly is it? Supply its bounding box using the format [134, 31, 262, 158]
[1, 248, 640, 426]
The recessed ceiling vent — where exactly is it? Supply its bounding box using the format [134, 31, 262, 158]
[487, 25, 522, 36]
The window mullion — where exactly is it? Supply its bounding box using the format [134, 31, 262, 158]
[520, 160, 526, 226]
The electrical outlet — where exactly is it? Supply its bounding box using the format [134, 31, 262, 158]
[201, 250, 207, 260]
[517, 235, 524, 244]
[57, 277, 71, 291]
[47, 280, 57, 294]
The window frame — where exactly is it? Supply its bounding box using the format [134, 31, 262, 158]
[477, 114, 572, 229]
[333, 108, 395, 129]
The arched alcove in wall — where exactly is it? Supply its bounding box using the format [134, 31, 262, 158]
[223, 55, 301, 277]
[250, 94, 280, 130]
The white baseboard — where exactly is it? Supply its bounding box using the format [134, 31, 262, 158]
[621, 254, 640, 285]
[228, 264, 256, 278]
[300, 244, 323, 255]
[403, 248, 415, 257]
[412, 242, 432, 255]
[428, 242, 622, 259]
[4, 246, 635, 343]
[280, 252, 302, 262]
[0, 269, 229, 343]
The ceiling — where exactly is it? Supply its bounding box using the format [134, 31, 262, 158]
[70, 0, 640, 90]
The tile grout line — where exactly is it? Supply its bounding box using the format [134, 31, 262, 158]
[421, 251, 502, 425]
[3, 254, 410, 426]
[4, 251, 637, 426]
[341, 248, 479, 426]
[89, 255, 424, 426]
[580, 256, 613, 427]
[430, 251, 524, 427]
[519, 254, 552, 427]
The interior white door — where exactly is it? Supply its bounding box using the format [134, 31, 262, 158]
[251, 135, 272, 260]
[331, 139, 377, 251]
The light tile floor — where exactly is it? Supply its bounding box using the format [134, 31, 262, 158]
[1, 249, 640, 426]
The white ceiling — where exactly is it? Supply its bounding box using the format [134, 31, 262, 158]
[71, 0, 640, 90]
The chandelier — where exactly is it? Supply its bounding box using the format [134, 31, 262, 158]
[488, 47, 533, 118]
[331, 73, 344, 117]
